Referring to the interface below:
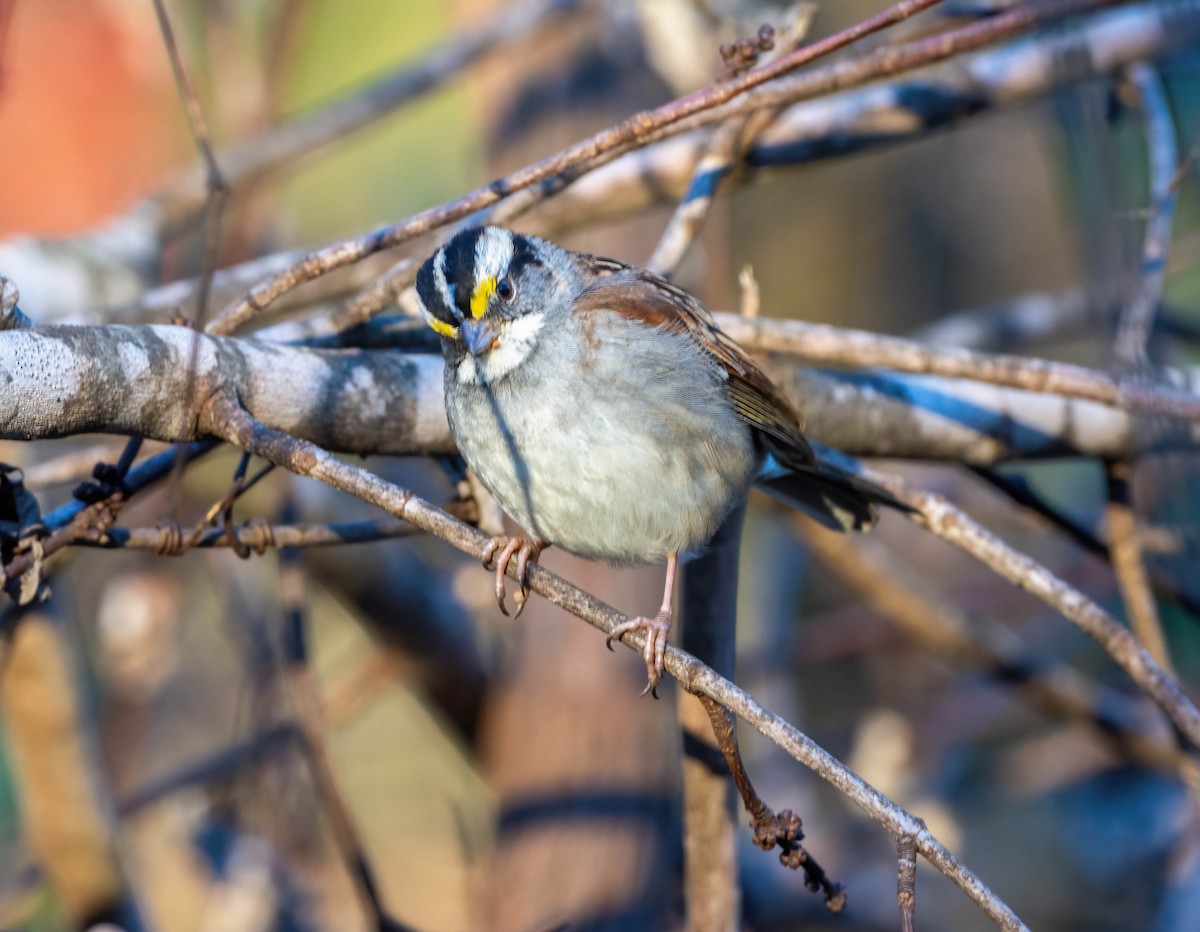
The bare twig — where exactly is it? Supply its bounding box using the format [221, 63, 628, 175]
[153, 0, 586, 231]
[697, 695, 847, 911]
[970, 467, 1200, 620]
[276, 530, 398, 930]
[1103, 62, 1180, 677]
[716, 313, 1200, 423]
[81, 506, 476, 555]
[1106, 463, 1172, 672]
[898, 832, 918, 932]
[153, 0, 232, 524]
[151, 0, 228, 329]
[1114, 63, 1178, 367]
[796, 523, 1187, 774]
[323, 257, 418, 335]
[197, 390, 1027, 931]
[647, 5, 818, 276]
[847, 462, 1200, 751]
[213, 0, 1135, 335]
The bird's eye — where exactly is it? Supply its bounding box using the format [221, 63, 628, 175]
[496, 276, 515, 302]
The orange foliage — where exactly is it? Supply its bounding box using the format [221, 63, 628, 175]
[0, 0, 188, 236]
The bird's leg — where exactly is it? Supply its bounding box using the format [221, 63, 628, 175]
[480, 535, 547, 617]
[606, 553, 678, 697]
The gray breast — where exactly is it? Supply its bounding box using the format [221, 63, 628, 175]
[445, 314, 758, 565]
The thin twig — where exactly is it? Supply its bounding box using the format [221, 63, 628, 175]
[697, 695, 847, 911]
[898, 832, 918, 932]
[152, 0, 586, 231]
[276, 523, 399, 930]
[647, 5, 818, 277]
[153, 0, 232, 524]
[969, 467, 1200, 621]
[197, 389, 1027, 930]
[79, 508, 475, 554]
[1114, 63, 1178, 367]
[1103, 62, 1180, 677]
[214, 0, 1138, 335]
[844, 460, 1200, 751]
[714, 312, 1200, 423]
[796, 522, 1187, 774]
[1106, 463, 1172, 672]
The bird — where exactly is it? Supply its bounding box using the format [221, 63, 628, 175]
[415, 226, 909, 695]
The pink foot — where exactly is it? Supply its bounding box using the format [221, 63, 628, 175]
[480, 536, 546, 618]
[607, 609, 672, 698]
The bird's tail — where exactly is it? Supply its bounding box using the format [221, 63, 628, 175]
[755, 456, 914, 532]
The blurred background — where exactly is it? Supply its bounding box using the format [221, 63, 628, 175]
[0, 0, 1198, 929]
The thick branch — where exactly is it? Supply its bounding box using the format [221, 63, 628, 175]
[0, 325, 1147, 463]
[0, 325, 452, 455]
[0, 325, 1152, 463]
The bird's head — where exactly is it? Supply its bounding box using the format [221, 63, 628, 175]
[415, 226, 578, 384]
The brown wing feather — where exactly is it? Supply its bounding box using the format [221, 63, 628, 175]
[572, 255, 817, 468]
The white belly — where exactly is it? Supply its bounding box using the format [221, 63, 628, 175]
[446, 353, 757, 565]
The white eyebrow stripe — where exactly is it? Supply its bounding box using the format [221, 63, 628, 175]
[435, 247, 458, 321]
[474, 227, 515, 286]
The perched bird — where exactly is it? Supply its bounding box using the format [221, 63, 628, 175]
[415, 226, 908, 694]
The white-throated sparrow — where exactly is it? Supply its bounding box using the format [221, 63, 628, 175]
[416, 226, 907, 694]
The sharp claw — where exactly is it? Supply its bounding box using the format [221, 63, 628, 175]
[495, 565, 510, 616]
[607, 611, 671, 697]
[484, 536, 545, 619]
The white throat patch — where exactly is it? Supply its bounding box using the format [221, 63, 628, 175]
[455, 312, 546, 385]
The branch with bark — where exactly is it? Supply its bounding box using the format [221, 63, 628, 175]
[0, 321, 1174, 464]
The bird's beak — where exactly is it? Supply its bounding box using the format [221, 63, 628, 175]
[461, 318, 498, 357]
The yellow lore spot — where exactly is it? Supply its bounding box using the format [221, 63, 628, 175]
[470, 276, 497, 320]
[424, 313, 459, 340]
